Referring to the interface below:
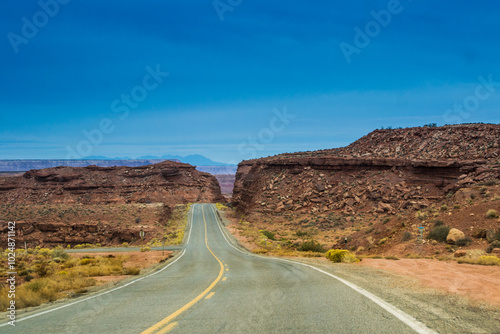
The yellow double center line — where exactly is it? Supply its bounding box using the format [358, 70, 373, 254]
[141, 205, 225, 334]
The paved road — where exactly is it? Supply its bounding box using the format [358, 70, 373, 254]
[1, 204, 436, 333]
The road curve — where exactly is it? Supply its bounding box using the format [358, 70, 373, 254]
[1, 204, 437, 333]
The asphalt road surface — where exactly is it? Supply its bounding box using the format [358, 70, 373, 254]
[1, 204, 437, 333]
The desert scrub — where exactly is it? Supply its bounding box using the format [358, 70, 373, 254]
[487, 240, 500, 253]
[325, 249, 360, 263]
[215, 203, 229, 210]
[260, 230, 276, 241]
[415, 210, 428, 220]
[0, 275, 97, 309]
[455, 237, 472, 247]
[457, 256, 500, 266]
[427, 222, 451, 243]
[401, 231, 412, 242]
[486, 209, 498, 219]
[0, 251, 140, 311]
[162, 204, 189, 245]
[298, 240, 325, 252]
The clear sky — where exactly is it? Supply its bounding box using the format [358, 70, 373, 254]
[1, 0, 499, 164]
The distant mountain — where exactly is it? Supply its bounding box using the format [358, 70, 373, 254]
[86, 156, 133, 160]
[0, 159, 169, 172]
[82, 154, 232, 166]
[0, 155, 234, 173]
[137, 154, 233, 166]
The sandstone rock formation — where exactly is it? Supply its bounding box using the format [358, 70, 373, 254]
[0, 161, 225, 205]
[447, 228, 466, 244]
[233, 124, 500, 216]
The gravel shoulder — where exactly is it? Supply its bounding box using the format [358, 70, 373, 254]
[288, 257, 500, 334]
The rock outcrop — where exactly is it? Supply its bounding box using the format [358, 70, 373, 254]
[233, 124, 500, 216]
[0, 161, 225, 205]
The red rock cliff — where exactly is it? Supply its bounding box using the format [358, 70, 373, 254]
[233, 124, 500, 215]
[0, 160, 225, 205]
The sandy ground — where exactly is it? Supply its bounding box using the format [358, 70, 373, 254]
[72, 250, 172, 269]
[72, 250, 172, 285]
[359, 258, 500, 307]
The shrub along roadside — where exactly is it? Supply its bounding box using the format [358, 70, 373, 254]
[457, 256, 500, 266]
[325, 249, 360, 263]
[298, 240, 325, 253]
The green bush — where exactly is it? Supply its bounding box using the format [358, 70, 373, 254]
[427, 224, 451, 242]
[487, 240, 500, 253]
[433, 219, 444, 226]
[495, 228, 500, 242]
[51, 249, 69, 261]
[295, 230, 308, 237]
[325, 249, 359, 263]
[260, 230, 276, 241]
[455, 237, 472, 247]
[298, 240, 325, 253]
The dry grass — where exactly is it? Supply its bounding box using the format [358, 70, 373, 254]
[456, 255, 500, 266]
[0, 247, 142, 311]
[215, 203, 229, 211]
[147, 204, 189, 246]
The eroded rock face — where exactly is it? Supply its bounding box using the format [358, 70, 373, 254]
[0, 161, 225, 205]
[233, 124, 500, 216]
[0, 220, 157, 247]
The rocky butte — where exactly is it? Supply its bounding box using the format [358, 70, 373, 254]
[0, 161, 225, 247]
[0, 160, 225, 205]
[232, 124, 500, 253]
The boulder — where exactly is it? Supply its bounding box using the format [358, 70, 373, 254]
[491, 248, 500, 256]
[471, 229, 487, 239]
[446, 228, 465, 244]
[486, 230, 497, 243]
[454, 250, 467, 258]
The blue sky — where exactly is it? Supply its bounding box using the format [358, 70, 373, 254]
[1, 0, 499, 164]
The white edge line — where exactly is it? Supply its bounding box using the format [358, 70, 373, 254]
[209, 205, 438, 334]
[0, 205, 195, 327]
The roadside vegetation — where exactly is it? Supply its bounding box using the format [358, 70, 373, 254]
[215, 203, 229, 211]
[325, 249, 360, 263]
[145, 204, 190, 247]
[456, 255, 500, 266]
[0, 247, 141, 311]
